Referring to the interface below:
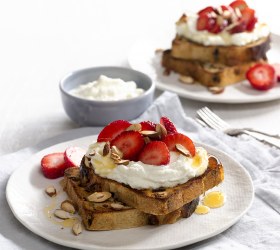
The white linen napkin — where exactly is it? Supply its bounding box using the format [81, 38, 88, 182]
[1, 91, 279, 249]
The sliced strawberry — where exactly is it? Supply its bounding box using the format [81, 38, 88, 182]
[163, 133, 195, 157]
[272, 63, 280, 82]
[160, 117, 177, 134]
[64, 146, 86, 168]
[197, 15, 215, 31]
[208, 18, 228, 34]
[41, 153, 68, 179]
[241, 8, 256, 31]
[229, 0, 248, 11]
[140, 121, 156, 131]
[138, 141, 170, 166]
[111, 131, 145, 160]
[97, 120, 131, 142]
[198, 6, 214, 16]
[246, 63, 276, 91]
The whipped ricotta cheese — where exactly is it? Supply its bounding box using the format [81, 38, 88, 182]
[86, 142, 209, 190]
[70, 75, 144, 101]
[176, 13, 270, 46]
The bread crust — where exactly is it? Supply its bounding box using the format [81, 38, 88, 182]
[171, 35, 270, 66]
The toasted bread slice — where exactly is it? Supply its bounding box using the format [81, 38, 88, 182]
[171, 35, 270, 66]
[82, 155, 224, 215]
[63, 168, 199, 230]
[162, 49, 266, 87]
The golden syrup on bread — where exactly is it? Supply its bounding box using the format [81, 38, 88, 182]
[202, 191, 225, 208]
[191, 154, 202, 168]
[195, 205, 210, 215]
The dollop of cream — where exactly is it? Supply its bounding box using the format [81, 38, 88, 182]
[70, 75, 144, 101]
[176, 13, 270, 46]
[86, 142, 209, 190]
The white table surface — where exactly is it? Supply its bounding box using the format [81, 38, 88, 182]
[0, 0, 279, 156]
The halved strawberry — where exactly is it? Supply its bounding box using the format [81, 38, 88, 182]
[111, 131, 145, 160]
[246, 63, 276, 91]
[198, 6, 214, 16]
[229, 0, 248, 11]
[241, 8, 256, 31]
[41, 153, 68, 179]
[138, 141, 170, 166]
[160, 117, 177, 134]
[163, 133, 195, 156]
[272, 63, 280, 82]
[140, 121, 156, 131]
[64, 146, 86, 168]
[197, 15, 215, 31]
[97, 120, 131, 142]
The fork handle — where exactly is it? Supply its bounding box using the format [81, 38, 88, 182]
[244, 131, 280, 149]
[243, 128, 280, 139]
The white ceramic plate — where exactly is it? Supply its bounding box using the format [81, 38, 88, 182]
[128, 34, 280, 103]
[6, 135, 254, 250]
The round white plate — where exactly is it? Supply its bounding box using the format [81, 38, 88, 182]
[6, 135, 254, 250]
[128, 34, 280, 103]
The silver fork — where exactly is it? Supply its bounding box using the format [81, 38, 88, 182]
[196, 107, 280, 149]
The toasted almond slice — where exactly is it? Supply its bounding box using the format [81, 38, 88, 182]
[126, 123, 142, 131]
[88, 150, 96, 156]
[87, 192, 112, 203]
[179, 75, 194, 84]
[208, 86, 225, 94]
[111, 145, 123, 158]
[45, 186, 57, 197]
[175, 144, 191, 157]
[115, 159, 130, 166]
[140, 130, 160, 138]
[61, 200, 76, 214]
[54, 209, 72, 219]
[72, 221, 82, 236]
[110, 203, 125, 210]
[111, 152, 121, 161]
[156, 123, 167, 138]
[103, 142, 110, 156]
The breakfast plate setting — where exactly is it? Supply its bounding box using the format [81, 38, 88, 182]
[128, 33, 280, 104]
[6, 135, 254, 250]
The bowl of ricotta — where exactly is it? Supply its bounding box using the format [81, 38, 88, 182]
[59, 66, 155, 126]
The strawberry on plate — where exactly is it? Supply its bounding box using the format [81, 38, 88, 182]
[229, 0, 248, 11]
[41, 152, 67, 179]
[160, 117, 178, 134]
[138, 141, 170, 166]
[140, 121, 156, 131]
[163, 133, 196, 157]
[111, 131, 145, 160]
[246, 63, 276, 91]
[64, 146, 86, 168]
[97, 120, 131, 142]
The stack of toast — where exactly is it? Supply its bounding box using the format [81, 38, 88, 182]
[162, 35, 270, 88]
[63, 155, 224, 231]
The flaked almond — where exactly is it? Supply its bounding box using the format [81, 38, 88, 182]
[156, 123, 167, 138]
[87, 192, 112, 203]
[110, 203, 125, 210]
[103, 142, 110, 156]
[111, 145, 123, 158]
[222, 10, 232, 19]
[208, 86, 225, 94]
[140, 130, 159, 138]
[234, 7, 242, 18]
[216, 16, 224, 26]
[115, 159, 130, 166]
[45, 186, 57, 197]
[88, 150, 96, 156]
[54, 209, 72, 219]
[72, 221, 82, 236]
[179, 75, 194, 84]
[175, 144, 191, 157]
[61, 200, 76, 214]
[111, 152, 121, 161]
[126, 123, 142, 131]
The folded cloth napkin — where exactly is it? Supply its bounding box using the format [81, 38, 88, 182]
[1, 91, 279, 249]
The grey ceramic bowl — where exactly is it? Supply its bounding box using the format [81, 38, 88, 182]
[59, 66, 155, 126]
